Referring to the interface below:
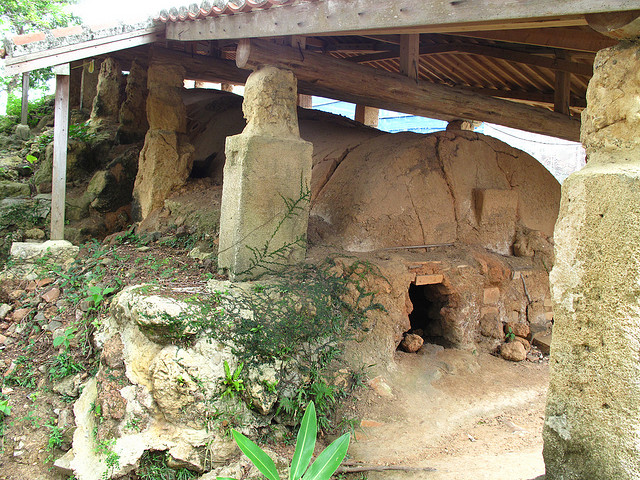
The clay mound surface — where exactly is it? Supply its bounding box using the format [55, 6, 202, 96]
[185, 91, 560, 254]
[310, 130, 560, 253]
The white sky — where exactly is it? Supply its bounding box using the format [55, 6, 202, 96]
[72, 0, 181, 25]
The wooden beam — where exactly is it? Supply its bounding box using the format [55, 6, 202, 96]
[20, 72, 29, 125]
[51, 66, 70, 241]
[586, 10, 640, 40]
[554, 52, 571, 115]
[348, 41, 593, 77]
[399, 34, 420, 80]
[166, 0, 639, 41]
[236, 39, 580, 141]
[451, 28, 617, 53]
[4, 26, 164, 75]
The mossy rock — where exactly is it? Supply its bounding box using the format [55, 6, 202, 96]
[0, 180, 30, 199]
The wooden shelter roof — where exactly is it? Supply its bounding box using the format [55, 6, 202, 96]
[2, 1, 639, 140]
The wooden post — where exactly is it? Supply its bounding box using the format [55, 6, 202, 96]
[221, 83, 234, 92]
[51, 65, 70, 241]
[554, 52, 571, 115]
[355, 104, 379, 127]
[20, 72, 29, 125]
[400, 34, 420, 81]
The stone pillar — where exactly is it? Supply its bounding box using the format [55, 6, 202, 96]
[116, 59, 149, 144]
[543, 29, 640, 480]
[89, 57, 124, 124]
[218, 66, 313, 280]
[132, 61, 194, 220]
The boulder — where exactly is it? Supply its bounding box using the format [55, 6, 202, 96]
[10, 240, 78, 262]
[500, 341, 527, 362]
[400, 333, 424, 353]
[0, 180, 30, 198]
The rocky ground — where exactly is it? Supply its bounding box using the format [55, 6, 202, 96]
[0, 233, 550, 480]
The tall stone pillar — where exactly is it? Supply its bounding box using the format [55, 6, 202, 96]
[543, 17, 640, 480]
[88, 57, 124, 125]
[218, 66, 313, 280]
[117, 59, 149, 144]
[132, 61, 194, 220]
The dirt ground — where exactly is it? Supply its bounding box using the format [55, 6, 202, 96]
[348, 349, 548, 480]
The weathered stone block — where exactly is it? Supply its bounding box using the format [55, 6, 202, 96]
[483, 287, 500, 305]
[218, 134, 313, 280]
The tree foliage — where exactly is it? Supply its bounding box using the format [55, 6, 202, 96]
[0, 0, 79, 35]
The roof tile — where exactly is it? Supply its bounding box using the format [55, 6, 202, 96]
[156, 0, 297, 23]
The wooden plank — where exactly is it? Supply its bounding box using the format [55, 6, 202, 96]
[165, 0, 639, 41]
[298, 94, 313, 108]
[415, 274, 444, 285]
[236, 39, 581, 141]
[452, 28, 617, 53]
[51, 71, 70, 241]
[4, 27, 164, 75]
[399, 34, 420, 80]
[20, 72, 29, 125]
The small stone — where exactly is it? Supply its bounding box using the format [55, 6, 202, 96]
[42, 287, 60, 303]
[506, 322, 530, 338]
[100, 257, 114, 266]
[527, 351, 542, 362]
[400, 333, 424, 353]
[37, 278, 54, 287]
[11, 308, 30, 322]
[368, 376, 394, 398]
[46, 320, 63, 332]
[52, 374, 82, 398]
[137, 246, 150, 252]
[26, 281, 38, 291]
[500, 341, 527, 362]
[8, 290, 26, 300]
[34, 312, 46, 324]
[0, 304, 12, 318]
[79, 299, 93, 312]
[0, 334, 7, 345]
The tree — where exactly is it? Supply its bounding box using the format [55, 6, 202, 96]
[0, 0, 78, 35]
[1, 0, 80, 108]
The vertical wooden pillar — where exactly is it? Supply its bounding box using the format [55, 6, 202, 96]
[51, 65, 70, 241]
[400, 34, 420, 81]
[20, 72, 29, 125]
[554, 52, 571, 115]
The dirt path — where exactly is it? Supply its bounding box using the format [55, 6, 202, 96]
[349, 349, 548, 479]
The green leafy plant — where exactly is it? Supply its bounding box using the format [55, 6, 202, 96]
[137, 450, 197, 479]
[221, 360, 245, 398]
[46, 418, 63, 451]
[505, 326, 516, 342]
[86, 285, 116, 312]
[53, 326, 76, 350]
[218, 401, 350, 480]
[0, 396, 10, 417]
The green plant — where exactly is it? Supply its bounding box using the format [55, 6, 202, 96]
[86, 285, 116, 312]
[0, 396, 10, 416]
[505, 326, 515, 342]
[49, 351, 84, 381]
[137, 450, 197, 479]
[46, 418, 63, 451]
[221, 360, 245, 399]
[53, 326, 76, 350]
[5, 355, 37, 388]
[219, 401, 350, 480]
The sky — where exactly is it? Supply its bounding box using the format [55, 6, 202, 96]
[72, 0, 180, 25]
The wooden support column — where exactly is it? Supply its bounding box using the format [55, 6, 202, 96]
[399, 34, 420, 80]
[554, 52, 571, 115]
[20, 72, 29, 125]
[355, 104, 379, 127]
[221, 83, 234, 92]
[51, 65, 70, 240]
[292, 36, 313, 108]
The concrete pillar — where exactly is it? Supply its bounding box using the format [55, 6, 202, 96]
[218, 66, 313, 280]
[117, 59, 149, 144]
[543, 27, 640, 480]
[132, 61, 194, 220]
